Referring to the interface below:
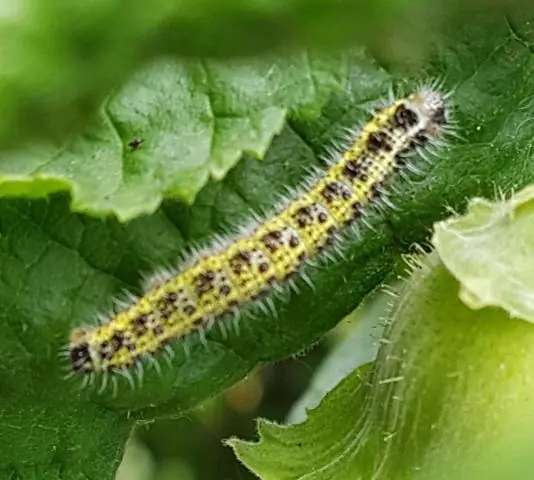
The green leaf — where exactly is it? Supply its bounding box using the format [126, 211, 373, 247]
[286, 284, 393, 425]
[0, 0, 401, 149]
[0, 53, 350, 221]
[230, 253, 534, 479]
[0, 0, 483, 149]
[3, 0, 533, 150]
[433, 184, 534, 322]
[5, 12, 534, 480]
[228, 364, 372, 480]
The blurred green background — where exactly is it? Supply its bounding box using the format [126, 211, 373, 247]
[117, 328, 332, 480]
[115, 282, 389, 480]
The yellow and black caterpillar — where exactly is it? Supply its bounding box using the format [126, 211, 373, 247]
[68, 88, 449, 376]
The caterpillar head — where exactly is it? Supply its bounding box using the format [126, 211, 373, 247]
[407, 89, 448, 137]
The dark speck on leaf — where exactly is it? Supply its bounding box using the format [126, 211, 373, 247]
[128, 137, 144, 151]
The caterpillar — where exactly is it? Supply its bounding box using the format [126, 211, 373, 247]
[68, 86, 450, 383]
